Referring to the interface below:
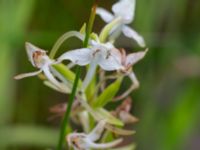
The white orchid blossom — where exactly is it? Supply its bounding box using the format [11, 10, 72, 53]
[58, 41, 123, 71]
[58, 40, 124, 89]
[114, 48, 148, 100]
[67, 120, 123, 150]
[14, 42, 69, 93]
[96, 0, 145, 47]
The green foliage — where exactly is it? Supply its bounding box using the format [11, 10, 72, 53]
[94, 108, 124, 126]
[79, 23, 87, 34]
[92, 77, 122, 108]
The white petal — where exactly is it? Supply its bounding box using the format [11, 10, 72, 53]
[96, 8, 114, 23]
[25, 42, 46, 67]
[114, 72, 139, 101]
[98, 48, 123, 71]
[42, 66, 64, 91]
[126, 49, 148, 66]
[58, 48, 92, 66]
[122, 25, 145, 47]
[128, 71, 139, 87]
[85, 138, 122, 149]
[112, 0, 135, 24]
[82, 61, 97, 90]
[50, 66, 73, 88]
[87, 120, 106, 141]
[14, 70, 42, 79]
[109, 25, 123, 41]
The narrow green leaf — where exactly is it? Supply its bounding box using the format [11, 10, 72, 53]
[92, 77, 122, 108]
[95, 108, 124, 126]
[79, 23, 86, 34]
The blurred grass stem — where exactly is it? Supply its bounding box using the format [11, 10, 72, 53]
[56, 2, 97, 150]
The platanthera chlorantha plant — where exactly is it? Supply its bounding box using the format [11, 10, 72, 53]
[15, 0, 148, 150]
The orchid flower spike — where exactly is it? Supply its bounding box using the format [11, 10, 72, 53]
[14, 42, 69, 93]
[67, 120, 123, 150]
[97, 0, 145, 47]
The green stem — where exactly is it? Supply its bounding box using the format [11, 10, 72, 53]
[56, 66, 81, 150]
[56, 2, 97, 150]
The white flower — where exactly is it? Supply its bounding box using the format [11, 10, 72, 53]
[58, 41, 123, 71]
[58, 41, 124, 89]
[114, 48, 148, 101]
[14, 42, 69, 93]
[67, 120, 122, 150]
[96, 0, 145, 47]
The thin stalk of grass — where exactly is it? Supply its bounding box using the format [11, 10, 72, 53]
[56, 2, 97, 150]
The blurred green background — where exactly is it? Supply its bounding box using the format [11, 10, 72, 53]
[0, 0, 200, 150]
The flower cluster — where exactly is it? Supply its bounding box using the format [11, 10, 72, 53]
[15, 0, 147, 149]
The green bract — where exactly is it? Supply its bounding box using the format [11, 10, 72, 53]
[92, 77, 122, 108]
